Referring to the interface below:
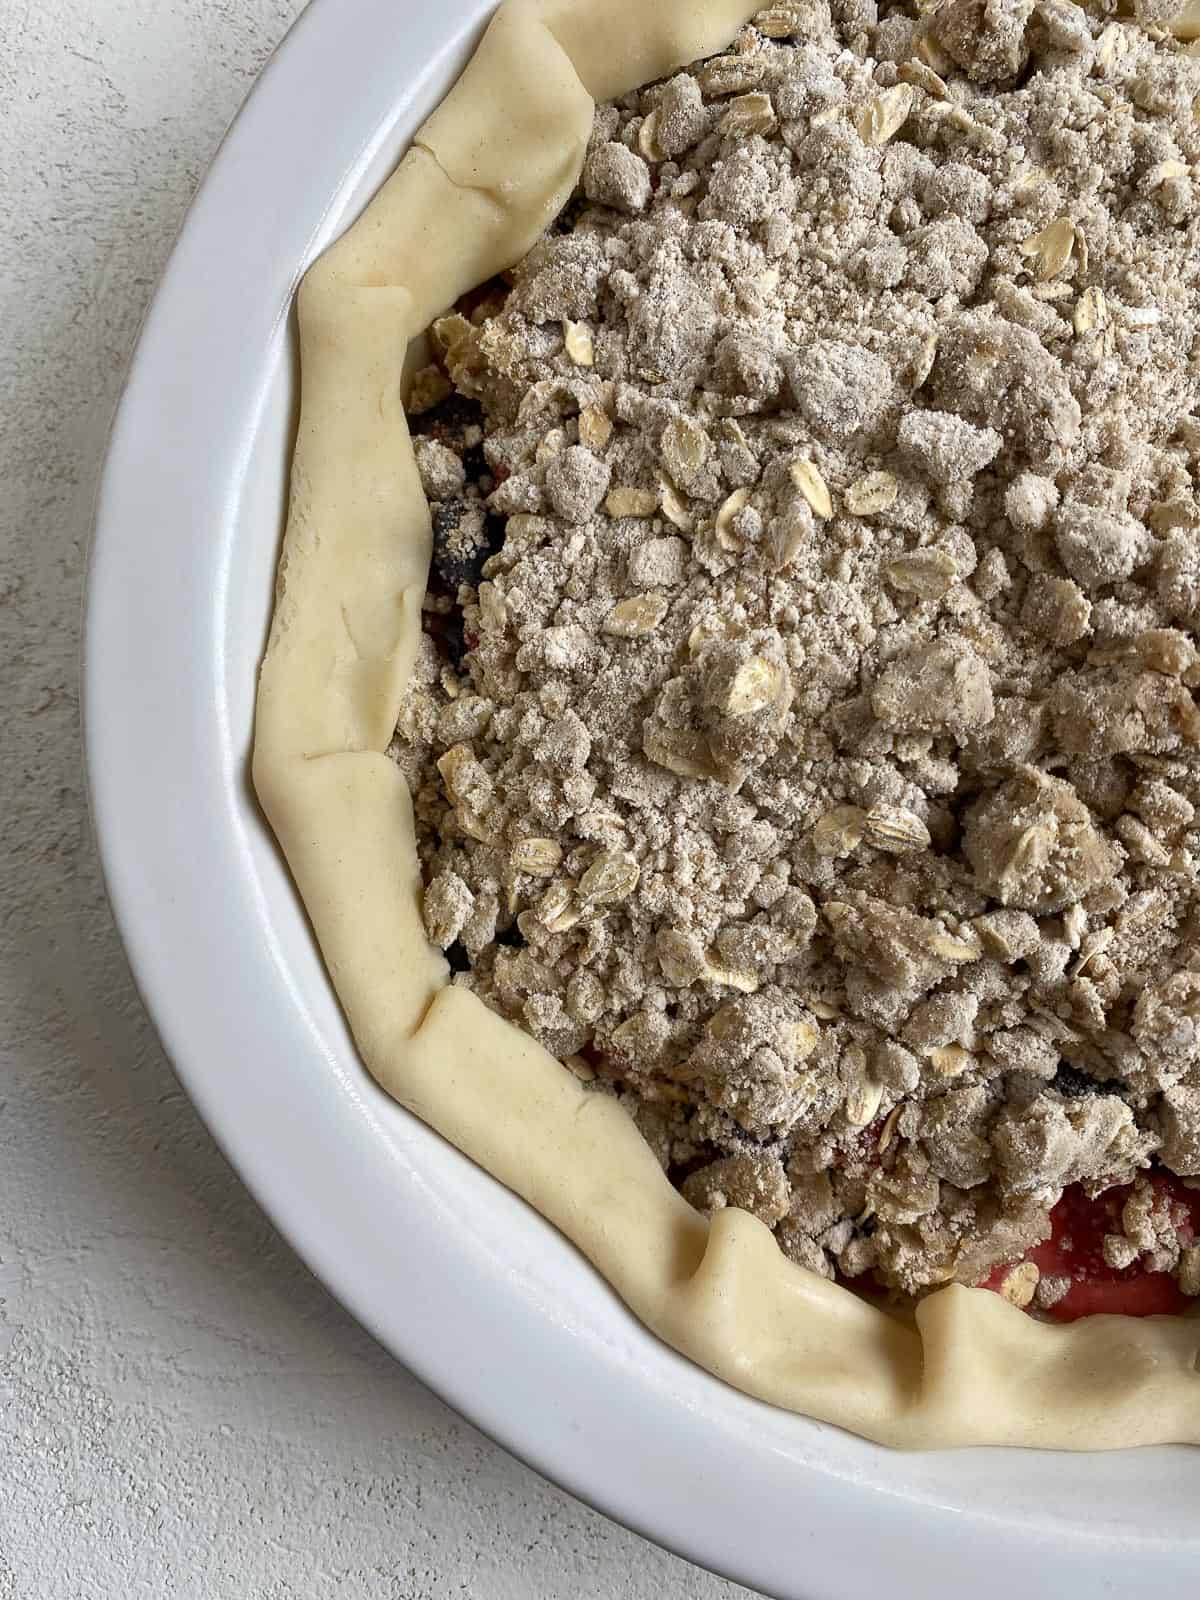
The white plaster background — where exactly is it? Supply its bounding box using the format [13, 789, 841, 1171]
[0, 4, 756, 1593]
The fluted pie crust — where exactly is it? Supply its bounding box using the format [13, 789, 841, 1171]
[253, 0, 1200, 1448]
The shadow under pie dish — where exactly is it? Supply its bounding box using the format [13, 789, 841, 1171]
[253, 0, 1200, 1448]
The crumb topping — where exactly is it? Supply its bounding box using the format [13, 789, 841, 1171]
[392, 0, 1200, 1302]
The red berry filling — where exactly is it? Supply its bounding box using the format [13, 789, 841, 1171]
[980, 1172, 1200, 1322]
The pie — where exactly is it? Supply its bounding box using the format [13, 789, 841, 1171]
[254, 0, 1200, 1447]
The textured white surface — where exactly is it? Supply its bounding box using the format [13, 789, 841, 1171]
[0, 4, 752, 1593]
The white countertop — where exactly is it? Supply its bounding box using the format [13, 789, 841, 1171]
[0, 3, 751, 1592]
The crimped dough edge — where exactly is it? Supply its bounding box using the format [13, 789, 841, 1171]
[253, 0, 1200, 1449]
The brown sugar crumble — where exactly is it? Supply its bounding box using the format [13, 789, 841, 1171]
[390, 0, 1200, 1305]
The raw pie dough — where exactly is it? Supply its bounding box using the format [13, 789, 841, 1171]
[254, 0, 1200, 1448]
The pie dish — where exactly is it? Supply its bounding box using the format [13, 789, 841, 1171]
[253, 0, 1200, 1450]
[85, 0, 1200, 1587]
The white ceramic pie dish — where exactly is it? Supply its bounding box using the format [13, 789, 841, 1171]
[85, 0, 1199, 1593]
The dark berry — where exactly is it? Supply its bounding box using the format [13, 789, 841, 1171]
[438, 612, 467, 669]
[409, 391, 485, 450]
[445, 941, 472, 975]
[431, 499, 506, 591]
[551, 192, 589, 236]
[1051, 1063, 1105, 1099]
[461, 439, 489, 483]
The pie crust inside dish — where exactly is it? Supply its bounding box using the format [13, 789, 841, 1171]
[253, 0, 1200, 1448]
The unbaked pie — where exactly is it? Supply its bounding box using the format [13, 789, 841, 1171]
[255, 0, 1200, 1447]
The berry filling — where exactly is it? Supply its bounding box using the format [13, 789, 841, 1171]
[980, 1172, 1200, 1320]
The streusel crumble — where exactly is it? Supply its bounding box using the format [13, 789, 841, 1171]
[391, 0, 1200, 1314]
